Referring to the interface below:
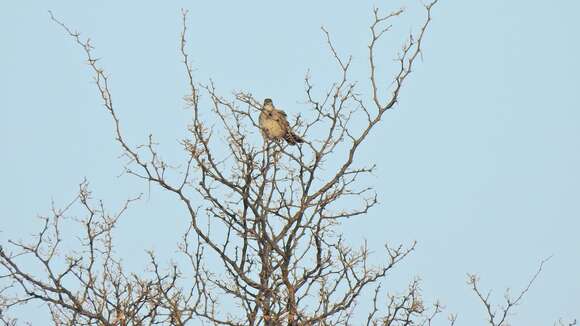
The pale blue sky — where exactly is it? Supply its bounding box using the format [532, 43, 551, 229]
[1, 1, 579, 324]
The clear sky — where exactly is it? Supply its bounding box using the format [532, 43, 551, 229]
[1, 1, 579, 324]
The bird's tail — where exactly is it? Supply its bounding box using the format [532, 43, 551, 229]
[285, 132, 305, 145]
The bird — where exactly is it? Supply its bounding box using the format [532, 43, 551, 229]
[259, 98, 304, 145]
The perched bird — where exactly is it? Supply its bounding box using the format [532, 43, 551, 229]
[259, 98, 304, 145]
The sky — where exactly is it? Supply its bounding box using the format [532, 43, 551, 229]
[1, 1, 579, 324]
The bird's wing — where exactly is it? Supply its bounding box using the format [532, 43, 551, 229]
[273, 109, 290, 129]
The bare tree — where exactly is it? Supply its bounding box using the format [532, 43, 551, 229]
[467, 258, 550, 326]
[1, 2, 558, 326]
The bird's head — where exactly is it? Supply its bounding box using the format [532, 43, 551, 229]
[263, 98, 273, 106]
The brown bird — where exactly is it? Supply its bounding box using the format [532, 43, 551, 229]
[259, 98, 304, 145]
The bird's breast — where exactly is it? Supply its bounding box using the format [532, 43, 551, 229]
[261, 118, 285, 137]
